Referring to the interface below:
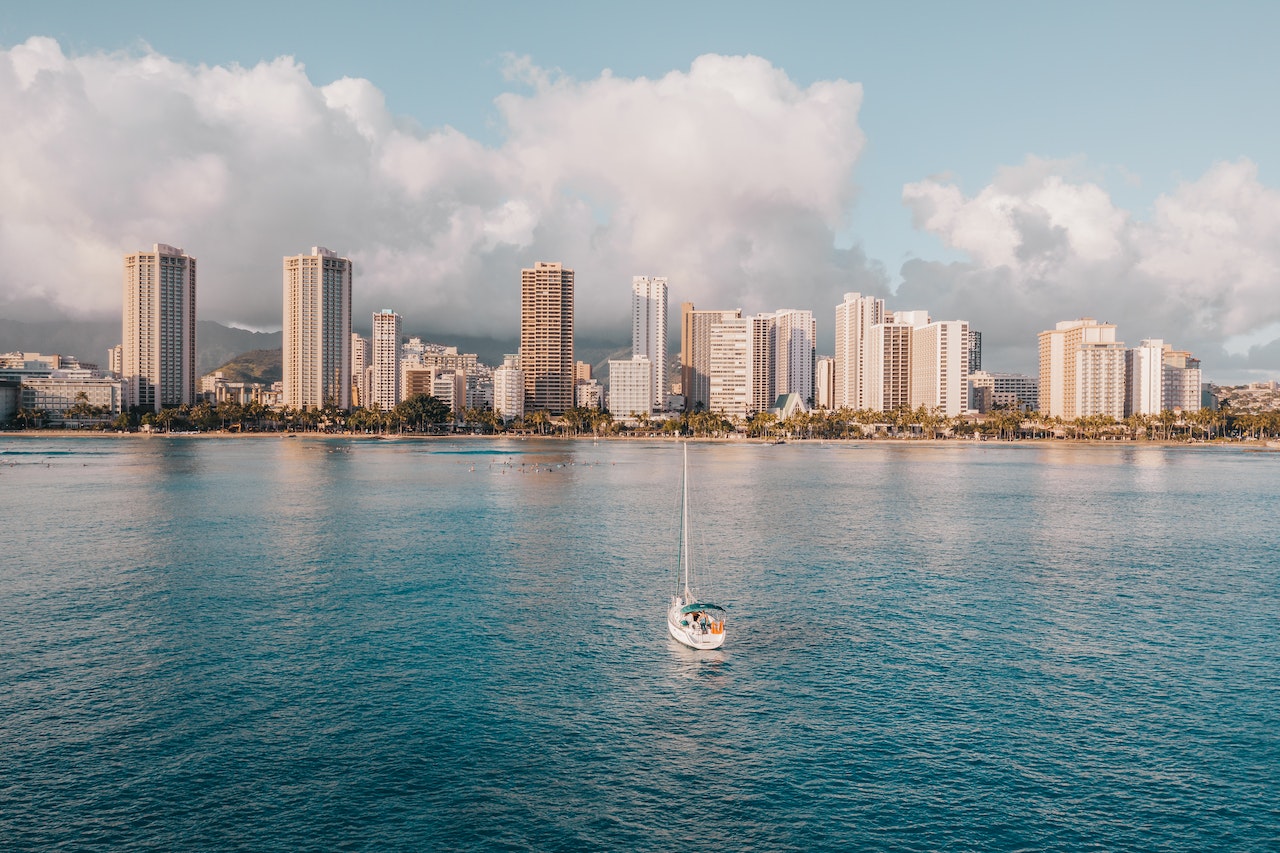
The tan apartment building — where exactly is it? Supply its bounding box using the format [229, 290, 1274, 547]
[520, 262, 574, 414]
[122, 244, 196, 412]
[283, 247, 352, 410]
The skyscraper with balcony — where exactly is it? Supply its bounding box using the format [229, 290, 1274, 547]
[834, 292, 884, 411]
[771, 308, 817, 406]
[520, 262, 575, 414]
[372, 309, 402, 410]
[631, 276, 668, 410]
[1038, 318, 1122, 419]
[708, 316, 751, 418]
[283, 247, 351, 410]
[911, 319, 970, 417]
[681, 303, 742, 412]
[351, 332, 371, 408]
[122, 243, 196, 412]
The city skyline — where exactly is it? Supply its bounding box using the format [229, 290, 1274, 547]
[2, 4, 1279, 383]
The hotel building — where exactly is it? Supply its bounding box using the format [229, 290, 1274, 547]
[283, 247, 351, 410]
[910, 319, 970, 417]
[631, 276, 668, 409]
[520, 262, 575, 414]
[865, 317, 913, 412]
[771, 308, 817, 406]
[371, 309, 402, 410]
[122, 243, 196, 411]
[1038, 318, 1123, 419]
[493, 354, 524, 421]
[708, 316, 751, 418]
[969, 371, 1039, 412]
[680, 303, 742, 412]
[351, 333, 371, 408]
[608, 355, 654, 420]
[834, 292, 885, 411]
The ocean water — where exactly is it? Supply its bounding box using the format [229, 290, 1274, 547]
[0, 436, 1277, 852]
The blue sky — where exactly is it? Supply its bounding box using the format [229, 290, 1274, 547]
[2, 1, 1278, 380]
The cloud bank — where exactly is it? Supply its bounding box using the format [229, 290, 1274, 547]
[2, 37, 1277, 380]
[0, 38, 881, 341]
[899, 157, 1280, 378]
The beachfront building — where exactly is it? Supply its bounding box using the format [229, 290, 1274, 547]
[749, 314, 776, 415]
[911, 319, 970, 417]
[632, 276, 668, 410]
[864, 316, 913, 412]
[521, 262, 575, 414]
[1126, 339, 1166, 416]
[20, 371, 123, 422]
[815, 356, 835, 409]
[493, 354, 524, 421]
[351, 333, 371, 408]
[608, 355, 654, 420]
[834, 292, 885, 411]
[969, 372, 1039, 413]
[680, 303, 742, 412]
[576, 379, 602, 410]
[1162, 347, 1202, 413]
[1038, 318, 1123, 420]
[371, 309, 401, 410]
[283, 247, 351, 410]
[122, 243, 196, 412]
[771, 309, 817, 407]
[708, 316, 751, 419]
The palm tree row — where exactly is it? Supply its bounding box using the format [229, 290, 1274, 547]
[8, 395, 1279, 442]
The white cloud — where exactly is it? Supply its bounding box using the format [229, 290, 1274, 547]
[900, 157, 1280, 377]
[0, 38, 882, 342]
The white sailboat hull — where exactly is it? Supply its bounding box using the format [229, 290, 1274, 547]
[667, 598, 725, 650]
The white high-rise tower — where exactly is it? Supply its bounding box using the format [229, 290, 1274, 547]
[631, 276, 668, 409]
[372, 310, 402, 410]
[835, 292, 884, 410]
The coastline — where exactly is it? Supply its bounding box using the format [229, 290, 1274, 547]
[3, 429, 1276, 450]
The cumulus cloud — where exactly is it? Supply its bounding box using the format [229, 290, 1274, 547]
[0, 38, 884, 343]
[900, 158, 1280, 378]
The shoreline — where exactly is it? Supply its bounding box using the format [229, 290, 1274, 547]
[3, 429, 1276, 450]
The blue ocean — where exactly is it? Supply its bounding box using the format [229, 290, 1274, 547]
[1, 437, 1277, 851]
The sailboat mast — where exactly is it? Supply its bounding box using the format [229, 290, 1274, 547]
[682, 442, 690, 593]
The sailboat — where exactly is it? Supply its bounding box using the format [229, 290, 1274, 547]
[667, 443, 727, 649]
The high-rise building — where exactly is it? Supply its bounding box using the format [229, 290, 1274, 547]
[351, 333, 371, 408]
[631, 276, 668, 409]
[865, 317, 913, 412]
[834, 292, 884, 411]
[493, 354, 524, 421]
[608, 355, 654, 420]
[815, 356, 835, 409]
[771, 309, 817, 406]
[708, 317, 751, 418]
[1038, 318, 1121, 419]
[520, 262, 575, 414]
[283, 247, 351, 410]
[749, 314, 776, 415]
[967, 329, 983, 374]
[1078, 338, 1127, 419]
[1126, 339, 1166, 416]
[122, 243, 196, 412]
[681, 303, 742, 412]
[371, 309, 402, 410]
[911, 319, 970, 417]
[1161, 346, 1202, 413]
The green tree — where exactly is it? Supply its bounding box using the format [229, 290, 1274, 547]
[395, 394, 451, 432]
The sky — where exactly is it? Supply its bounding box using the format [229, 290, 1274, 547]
[2, 0, 1278, 382]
